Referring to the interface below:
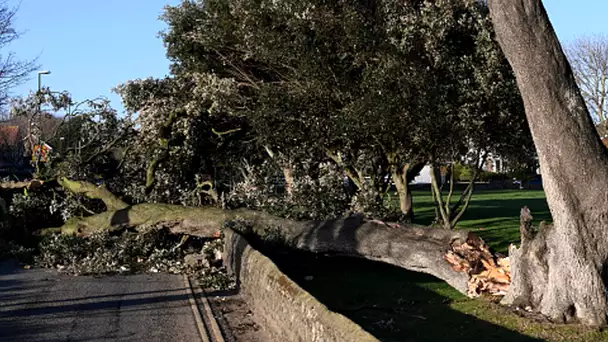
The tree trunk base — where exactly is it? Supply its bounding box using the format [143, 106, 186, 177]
[501, 207, 608, 326]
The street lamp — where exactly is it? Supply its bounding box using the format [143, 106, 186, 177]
[34, 70, 51, 173]
[37, 70, 51, 92]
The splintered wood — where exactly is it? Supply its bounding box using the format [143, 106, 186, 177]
[443, 233, 511, 298]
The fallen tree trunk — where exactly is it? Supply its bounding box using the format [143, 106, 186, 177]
[41, 199, 509, 298]
[34, 177, 511, 297]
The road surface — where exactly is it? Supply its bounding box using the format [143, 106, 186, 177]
[0, 260, 208, 342]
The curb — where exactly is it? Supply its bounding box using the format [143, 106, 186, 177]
[184, 275, 225, 342]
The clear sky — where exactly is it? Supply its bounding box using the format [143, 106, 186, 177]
[4, 0, 608, 113]
[6, 0, 181, 112]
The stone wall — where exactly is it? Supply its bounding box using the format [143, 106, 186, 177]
[223, 228, 378, 342]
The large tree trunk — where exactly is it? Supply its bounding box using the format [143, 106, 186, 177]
[489, 0, 608, 325]
[43, 180, 510, 299]
[44, 203, 513, 297]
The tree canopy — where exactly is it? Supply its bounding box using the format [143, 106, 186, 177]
[15, 0, 534, 226]
[146, 0, 532, 224]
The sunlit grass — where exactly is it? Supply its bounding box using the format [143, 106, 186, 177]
[408, 188, 551, 252]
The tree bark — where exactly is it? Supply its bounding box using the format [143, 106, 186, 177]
[57, 177, 128, 211]
[388, 161, 425, 220]
[42, 177, 513, 298]
[391, 164, 413, 219]
[489, 0, 608, 325]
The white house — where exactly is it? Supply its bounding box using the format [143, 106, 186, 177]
[411, 165, 433, 184]
[410, 153, 507, 185]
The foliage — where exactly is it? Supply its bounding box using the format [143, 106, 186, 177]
[114, 75, 256, 205]
[6, 0, 535, 228]
[453, 163, 473, 182]
[224, 160, 351, 220]
[35, 227, 235, 290]
[9, 191, 64, 233]
[155, 0, 533, 221]
[0, 239, 34, 262]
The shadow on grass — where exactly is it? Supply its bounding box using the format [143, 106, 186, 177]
[458, 199, 550, 222]
[259, 246, 543, 342]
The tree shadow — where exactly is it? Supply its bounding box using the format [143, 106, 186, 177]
[110, 206, 133, 226]
[254, 245, 544, 342]
[458, 198, 551, 223]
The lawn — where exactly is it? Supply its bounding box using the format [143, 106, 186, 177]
[408, 189, 552, 252]
[256, 188, 608, 342]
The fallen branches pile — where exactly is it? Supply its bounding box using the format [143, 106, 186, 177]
[35, 223, 235, 291]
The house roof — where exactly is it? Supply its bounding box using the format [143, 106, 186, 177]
[0, 125, 20, 146]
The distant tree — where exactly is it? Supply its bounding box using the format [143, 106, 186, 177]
[566, 35, 608, 137]
[0, 1, 37, 113]
[10, 89, 133, 181]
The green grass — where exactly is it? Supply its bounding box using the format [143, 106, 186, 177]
[257, 189, 608, 341]
[407, 189, 552, 252]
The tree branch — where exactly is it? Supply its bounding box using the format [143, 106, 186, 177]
[57, 177, 128, 211]
[326, 149, 363, 189]
[145, 110, 182, 194]
[212, 127, 242, 137]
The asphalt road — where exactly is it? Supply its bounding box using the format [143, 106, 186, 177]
[0, 260, 204, 342]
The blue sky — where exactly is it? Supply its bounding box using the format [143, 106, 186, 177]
[6, 0, 181, 112]
[4, 0, 608, 113]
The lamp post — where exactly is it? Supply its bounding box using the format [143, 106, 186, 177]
[37, 70, 51, 93]
[34, 70, 51, 173]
